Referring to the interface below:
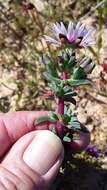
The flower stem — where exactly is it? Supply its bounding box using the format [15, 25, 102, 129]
[57, 98, 64, 115]
[56, 72, 68, 137]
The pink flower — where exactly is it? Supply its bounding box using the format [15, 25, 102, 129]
[45, 22, 95, 47]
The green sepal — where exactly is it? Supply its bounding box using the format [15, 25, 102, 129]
[64, 44, 77, 49]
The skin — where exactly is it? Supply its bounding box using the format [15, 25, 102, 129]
[0, 111, 89, 190]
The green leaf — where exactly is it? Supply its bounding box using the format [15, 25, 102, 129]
[64, 106, 72, 115]
[63, 86, 77, 96]
[48, 111, 59, 121]
[73, 67, 87, 80]
[69, 115, 81, 130]
[62, 114, 71, 125]
[63, 136, 71, 142]
[49, 125, 57, 135]
[65, 44, 77, 49]
[34, 115, 56, 125]
[70, 115, 77, 122]
[67, 79, 91, 87]
[49, 82, 58, 92]
[72, 121, 81, 130]
[44, 72, 61, 82]
[46, 62, 58, 78]
[63, 96, 76, 105]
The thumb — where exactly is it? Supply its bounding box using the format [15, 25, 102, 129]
[0, 130, 64, 190]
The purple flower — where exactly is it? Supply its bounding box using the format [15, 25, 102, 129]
[79, 57, 95, 73]
[45, 22, 95, 47]
[86, 146, 99, 158]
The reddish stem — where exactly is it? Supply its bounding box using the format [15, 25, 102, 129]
[56, 72, 68, 137]
[57, 98, 64, 115]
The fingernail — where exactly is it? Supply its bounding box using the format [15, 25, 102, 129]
[23, 130, 63, 175]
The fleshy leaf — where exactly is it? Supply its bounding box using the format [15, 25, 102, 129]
[62, 114, 71, 125]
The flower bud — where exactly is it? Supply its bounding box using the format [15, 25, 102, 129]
[59, 49, 75, 64]
[86, 146, 99, 158]
[79, 57, 95, 74]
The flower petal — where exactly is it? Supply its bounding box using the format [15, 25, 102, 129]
[77, 23, 86, 36]
[67, 21, 74, 39]
[60, 22, 67, 35]
[73, 22, 82, 38]
[44, 35, 61, 46]
[52, 23, 62, 36]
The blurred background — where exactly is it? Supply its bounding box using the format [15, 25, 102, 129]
[0, 0, 107, 189]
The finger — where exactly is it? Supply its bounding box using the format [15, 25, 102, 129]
[0, 130, 63, 190]
[43, 150, 64, 188]
[0, 111, 49, 158]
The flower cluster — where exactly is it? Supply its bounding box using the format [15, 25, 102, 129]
[37, 21, 96, 159]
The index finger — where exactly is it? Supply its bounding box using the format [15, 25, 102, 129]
[0, 111, 49, 158]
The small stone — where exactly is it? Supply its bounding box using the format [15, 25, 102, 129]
[87, 124, 94, 132]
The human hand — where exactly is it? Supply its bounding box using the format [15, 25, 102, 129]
[0, 111, 64, 190]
